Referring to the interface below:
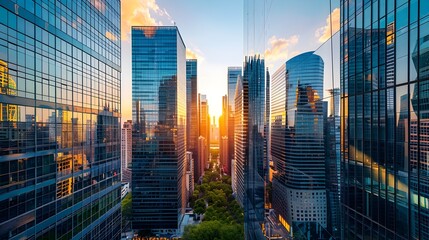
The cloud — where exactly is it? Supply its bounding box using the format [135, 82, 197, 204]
[186, 48, 204, 61]
[315, 8, 340, 43]
[264, 35, 299, 63]
[121, 0, 173, 41]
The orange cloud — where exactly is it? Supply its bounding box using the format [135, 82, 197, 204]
[265, 35, 299, 63]
[121, 0, 163, 40]
[316, 8, 340, 43]
[186, 48, 204, 61]
[121, 0, 174, 41]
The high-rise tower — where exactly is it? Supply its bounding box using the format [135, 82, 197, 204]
[131, 26, 186, 234]
[271, 52, 326, 236]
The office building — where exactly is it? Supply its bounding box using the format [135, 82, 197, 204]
[227, 67, 242, 177]
[0, 0, 122, 239]
[234, 75, 247, 207]
[122, 120, 132, 185]
[220, 136, 228, 174]
[131, 26, 186, 234]
[243, 55, 267, 240]
[341, 0, 429, 239]
[198, 94, 210, 178]
[197, 136, 208, 182]
[271, 52, 326, 236]
[219, 95, 229, 174]
[186, 59, 199, 182]
[210, 116, 219, 145]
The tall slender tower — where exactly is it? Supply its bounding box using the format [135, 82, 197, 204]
[186, 59, 199, 182]
[0, 1, 122, 239]
[227, 67, 242, 176]
[198, 94, 210, 178]
[219, 95, 229, 174]
[131, 26, 187, 234]
[243, 55, 266, 240]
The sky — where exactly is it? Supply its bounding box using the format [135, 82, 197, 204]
[120, 0, 340, 121]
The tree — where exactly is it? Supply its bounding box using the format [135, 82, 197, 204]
[194, 198, 206, 215]
[121, 192, 132, 227]
[182, 221, 244, 240]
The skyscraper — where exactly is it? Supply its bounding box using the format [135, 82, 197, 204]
[243, 55, 266, 240]
[186, 59, 199, 182]
[122, 120, 132, 185]
[227, 67, 242, 177]
[234, 75, 248, 207]
[271, 52, 326, 236]
[340, 0, 429, 238]
[219, 95, 229, 174]
[198, 94, 210, 178]
[198, 136, 208, 182]
[220, 136, 228, 174]
[131, 26, 186, 234]
[0, 0, 122, 239]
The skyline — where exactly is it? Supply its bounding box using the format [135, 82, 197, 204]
[120, 0, 340, 120]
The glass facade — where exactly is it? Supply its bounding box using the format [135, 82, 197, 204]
[271, 52, 327, 237]
[243, 55, 266, 240]
[131, 26, 186, 233]
[234, 75, 247, 208]
[341, 0, 429, 239]
[0, 0, 122, 239]
[186, 59, 198, 182]
[227, 67, 242, 178]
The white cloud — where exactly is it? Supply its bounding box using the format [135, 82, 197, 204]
[315, 8, 340, 43]
[265, 35, 299, 63]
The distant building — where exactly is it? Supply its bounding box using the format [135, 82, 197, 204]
[122, 120, 132, 185]
[198, 94, 210, 177]
[219, 95, 230, 174]
[131, 26, 187, 234]
[220, 136, 229, 174]
[211, 116, 219, 144]
[186, 59, 199, 183]
[227, 67, 242, 177]
[234, 75, 247, 207]
[198, 136, 208, 181]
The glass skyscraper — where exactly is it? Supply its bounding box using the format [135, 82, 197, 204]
[341, 0, 429, 239]
[227, 67, 242, 178]
[186, 59, 198, 182]
[243, 55, 266, 240]
[234, 75, 247, 208]
[131, 26, 186, 234]
[0, 0, 122, 239]
[271, 52, 326, 237]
